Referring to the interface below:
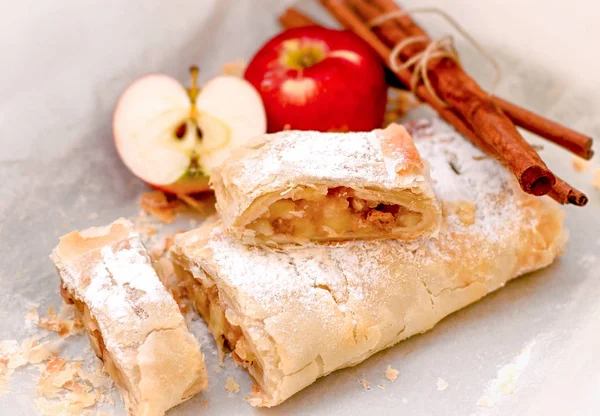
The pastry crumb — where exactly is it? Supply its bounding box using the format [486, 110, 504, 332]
[476, 395, 494, 407]
[244, 383, 264, 407]
[225, 376, 240, 393]
[572, 156, 590, 172]
[378, 383, 386, 390]
[593, 169, 600, 189]
[35, 358, 113, 414]
[25, 308, 40, 324]
[385, 365, 399, 382]
[360, 379, 371, 390]
[139, 191, 185, 224]
[37, 305, 83, 338]
[384, 90, 420, 127]
[177, 194, 210, 214]
[222, 59, 247, 77]
[436, 377, 448, 391]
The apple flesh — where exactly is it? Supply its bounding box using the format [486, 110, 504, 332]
[113, 69, 266, 194]
[244, 26, 387, 133]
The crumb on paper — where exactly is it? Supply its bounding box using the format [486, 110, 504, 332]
[476, 340, 536, 408]
[37, 305, 83, 338]
[225, 376, 240, 393]
[35, 358, 113, 415]
[25, 307, 40, 324]
[222, 59, 247, 77]
[244, 383, 263, 407]
[593, 169, 600, 189]
[476, 395, 493, 408]
[572, 156, 590, 172]
[2, 306, 114, 413]
[378, 383, 386, 390]
[359, 379, 371, 390]
[385, 365, 399, 382]
[384, 90, 421, 127]
[177, 193, 212, 214]
[436, 377, 449, 391]
[139, 191, 185, 225]
[23, 338, 62, 364]
[0, 382, 10, 397]
[577, 254, 597, 269]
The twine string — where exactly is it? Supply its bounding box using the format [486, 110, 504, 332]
[369, 7, 502, 107]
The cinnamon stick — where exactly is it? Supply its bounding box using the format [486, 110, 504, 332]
[279, 5, 587, 206]
[548, 178, 588, 206]
[320, 0, 555, 196]
[493, 96, 593, 159]
[280, 5, 594, 160]
[279, 7, 318, 28]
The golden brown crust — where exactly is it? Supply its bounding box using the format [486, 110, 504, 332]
[378, 123, 423, 174]
[50, 219, 208, 416]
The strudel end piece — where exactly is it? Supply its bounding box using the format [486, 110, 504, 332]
[50, 219, 208, 416]
[172, 120, 567, 407]
[211, 123, 441, 245]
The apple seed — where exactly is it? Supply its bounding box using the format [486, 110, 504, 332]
[174, 122, 187, 139]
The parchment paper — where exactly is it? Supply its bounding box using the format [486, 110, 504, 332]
[1, 0, 599, 415]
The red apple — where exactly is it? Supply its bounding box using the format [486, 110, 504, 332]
[244, 26, 387, 132]
[113, 67, 266, 195]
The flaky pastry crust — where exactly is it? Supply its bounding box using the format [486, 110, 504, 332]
[211, 124, 441, 246]
[172, 121, 567, 407]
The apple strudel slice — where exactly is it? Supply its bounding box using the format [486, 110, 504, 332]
[172, 122, 567, 407]
[50, 219, 208, 416]
[211, 123, 441, 245]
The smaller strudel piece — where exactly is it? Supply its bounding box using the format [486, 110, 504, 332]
[211, 124, 441, 245]
[50, 219, 208, 416]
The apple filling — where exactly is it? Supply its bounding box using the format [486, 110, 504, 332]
[61, 287, 138, 412]
[246, 186, 423, 243]
[174, 264, 264, 386]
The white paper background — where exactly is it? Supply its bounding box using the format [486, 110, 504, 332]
[1, 1, 599, 415]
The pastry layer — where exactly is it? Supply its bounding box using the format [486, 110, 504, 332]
[211, 123, 441, 245]
[172, 120, 567, 407]
[50, 219, 208, 416]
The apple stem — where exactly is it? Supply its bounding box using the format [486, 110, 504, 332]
[188, 66, 200, 116]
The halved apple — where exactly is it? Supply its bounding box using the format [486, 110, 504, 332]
[113, 67, 266, 194]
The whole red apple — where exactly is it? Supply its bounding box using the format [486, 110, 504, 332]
[244, 26, 387, 132]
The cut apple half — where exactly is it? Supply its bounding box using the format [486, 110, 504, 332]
[113, 67, 266, 194]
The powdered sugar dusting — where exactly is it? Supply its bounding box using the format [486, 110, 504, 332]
[53, 220, 185, 362]
[174, 118, 565, 403]
[215, 127, 433, 215]
[182, 118, 557, 315]
[413, 117, 521, 244]
[100, 240, 164, 300]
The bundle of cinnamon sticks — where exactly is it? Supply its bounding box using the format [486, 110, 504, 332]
[279, 1, 593, 206]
